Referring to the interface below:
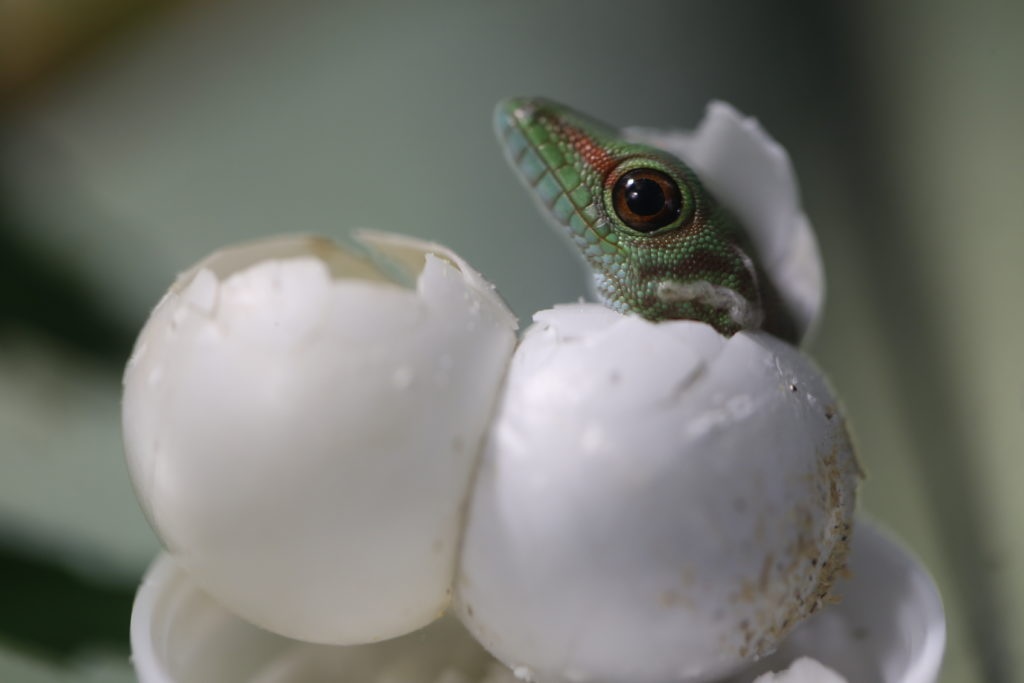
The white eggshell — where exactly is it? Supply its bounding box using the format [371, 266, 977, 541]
[122, 232, 517, 644]
[752, 657, 848, 683]
[625, 102, 824, 343]
[455, 304, 859, 683]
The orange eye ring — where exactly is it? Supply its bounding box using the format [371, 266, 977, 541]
[611, 168, 682, 233]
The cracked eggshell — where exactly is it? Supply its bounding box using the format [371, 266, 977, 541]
[455, 304, 860, 683]
[122, 232, 517, 645]
[625, 102, 824, 344]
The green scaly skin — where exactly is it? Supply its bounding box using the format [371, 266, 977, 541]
[496, 97, 774, 338]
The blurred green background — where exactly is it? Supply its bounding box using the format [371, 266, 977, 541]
[0, 1, 1021, 681]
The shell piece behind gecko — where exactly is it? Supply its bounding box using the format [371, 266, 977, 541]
[496, 97, 824, 345]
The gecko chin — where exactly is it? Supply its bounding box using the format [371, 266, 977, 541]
[655, 280, 764, 331]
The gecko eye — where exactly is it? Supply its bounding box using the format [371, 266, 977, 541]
[612, 169, 682, 233]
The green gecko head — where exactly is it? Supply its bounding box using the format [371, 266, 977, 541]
[496, 97, 779, 338]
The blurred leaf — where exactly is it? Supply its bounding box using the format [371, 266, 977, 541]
[0, 536, 133, 661]
[0, 198, 134, 368]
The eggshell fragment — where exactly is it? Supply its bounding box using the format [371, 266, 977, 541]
[455, 304, 860, 683]
[752, 658, 848, 683]
[122, 232, 517, 644]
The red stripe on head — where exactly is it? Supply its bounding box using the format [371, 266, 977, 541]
[559, 122, 618, 179]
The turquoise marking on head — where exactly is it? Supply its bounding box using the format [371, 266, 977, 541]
[495, 99, 604, 253]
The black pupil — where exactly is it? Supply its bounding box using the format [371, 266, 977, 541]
[623, 177, 665, 216]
